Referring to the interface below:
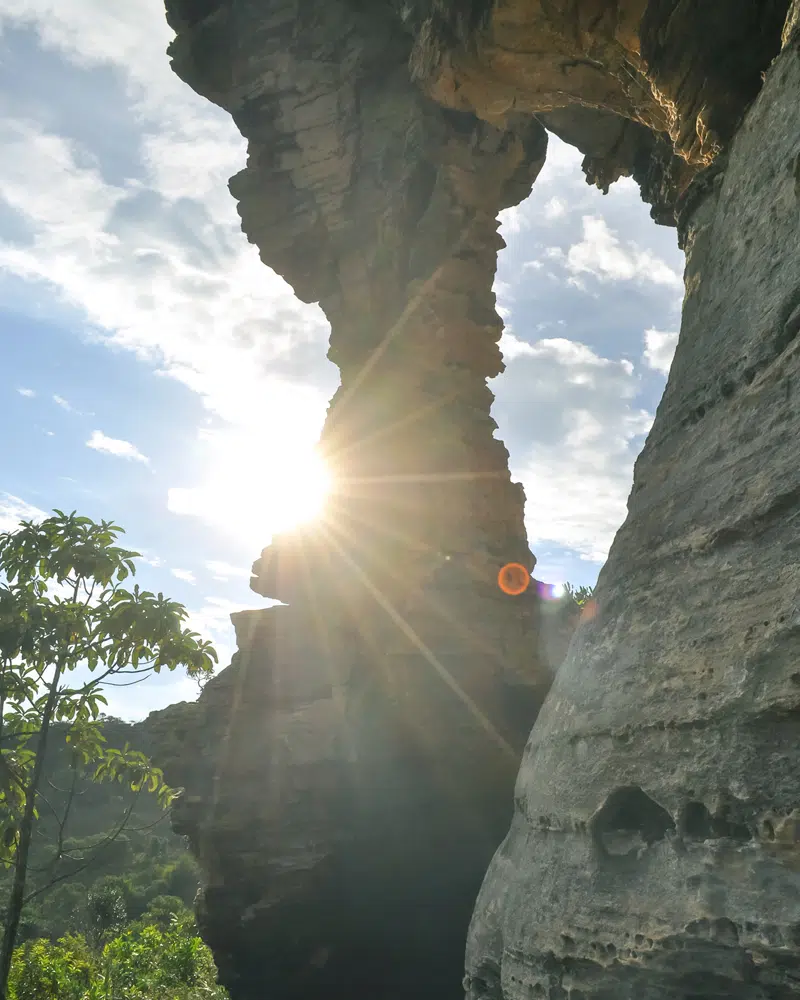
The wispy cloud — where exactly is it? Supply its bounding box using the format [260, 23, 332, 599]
[138, 553, 163, 568]
[205, 559, 249, 581]
[170, 568, 196, 584]
[643, 328, 679, 376]
[17, 387, 35, 397]
[0, 492, 46, 533]
[86, 429, 149, 463]
[0, 7, 685, 709]
[185, 594, 269, 671]
[52, 394, 72, 410]
[0, 112, 334, 550]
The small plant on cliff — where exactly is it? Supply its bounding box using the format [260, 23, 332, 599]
[564, 583, 595, 607]
[0, 510, 217, 998]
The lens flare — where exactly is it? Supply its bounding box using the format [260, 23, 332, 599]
[497, 562, 530, 596]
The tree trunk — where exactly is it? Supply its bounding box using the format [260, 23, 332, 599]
[0, 663, 63, 998]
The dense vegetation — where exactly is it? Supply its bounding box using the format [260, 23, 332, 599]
[0, 718, 229, 998]
[0, 511, 225, 998]
[2, 719, 202, 944]
[9, 915, 227, 999]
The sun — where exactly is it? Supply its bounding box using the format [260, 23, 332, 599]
[168, 426, 332, 554]
[260, 446, 331, 535]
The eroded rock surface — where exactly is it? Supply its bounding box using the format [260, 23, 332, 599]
[158, 0, 799, 997]
[467, 26, 800, 1000]
[159, 3, 573, 998]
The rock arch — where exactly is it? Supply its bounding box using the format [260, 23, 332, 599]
[154, 2, 800, 997]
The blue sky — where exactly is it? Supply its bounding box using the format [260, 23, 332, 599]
[0, 2, 684, 719]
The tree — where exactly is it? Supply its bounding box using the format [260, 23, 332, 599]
[0, 511, 217, 998]
[85, 882, 126, 950]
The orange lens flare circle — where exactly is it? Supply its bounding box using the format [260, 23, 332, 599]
[497, 562, 530, 596]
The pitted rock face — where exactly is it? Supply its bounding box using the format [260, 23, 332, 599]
[159, 0, 799, 998]
[466, 25, 800, 1000]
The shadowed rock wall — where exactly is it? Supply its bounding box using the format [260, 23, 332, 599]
[159, 3, 573, 998]
[157, 1, 799, 998]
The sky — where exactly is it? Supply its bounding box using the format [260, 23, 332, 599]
[0, 1, 684, 719]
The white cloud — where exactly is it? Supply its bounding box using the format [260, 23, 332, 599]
[497, 135, 584, 242]
[205, 559, 250, 581]
[0, 0, 216, 133]
[0, 14, 683, 687]
[493, 279, 514, 321]
[0, 109, 334, 554]
[0, 492, 46, 533]
[52, 394, 72, 410]
[543, 196, 566, 220]
[186, 596, 242, 645]
[521, 406, 652, 563]
[494, 335, 652, 564]
[498, 331, 536, 361]
[170, 568, 196, 584]
[497, 204, 527, 235]
[643, 328, 679, 376]
[185, 594, 270, 674]
[86, 429, 149, 463]
[138, 552, 163, 568]
[556, 216, 682, 289]
[17, 387, 35, 397]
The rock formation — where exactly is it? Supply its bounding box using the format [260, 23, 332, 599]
[157, 1, 800, 998]
[463, 11, 800, 1000]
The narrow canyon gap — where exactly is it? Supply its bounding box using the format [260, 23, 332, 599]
[149, 2, 800, 998]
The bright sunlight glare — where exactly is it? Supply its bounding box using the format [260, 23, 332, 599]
[168, 423, 331, 553]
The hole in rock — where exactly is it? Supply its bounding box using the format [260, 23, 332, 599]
[680, 800, 751, 842]
[591, 785, 675, 856]
[681, 801, 715, 840]
[491, 131, 684, 590]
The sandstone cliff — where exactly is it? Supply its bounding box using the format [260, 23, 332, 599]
[158, 1, 800, 998]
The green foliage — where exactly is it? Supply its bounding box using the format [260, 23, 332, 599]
[0, 511, 217, 838]
[0, 510, 218, 993]
[8, 918, 228, 999]
[0, 512, 217, 860]
[9, 831, 204, 944]
[86, 882, 126, 950]
[139, 896, 189, 931]
[564, 583, 595, 607]
[7, 935, 93, 1000]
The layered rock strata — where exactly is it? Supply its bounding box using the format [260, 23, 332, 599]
[161, 2, 571, 998]
[466, 25, 800, 1000]
[159, 1, 799, 998]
